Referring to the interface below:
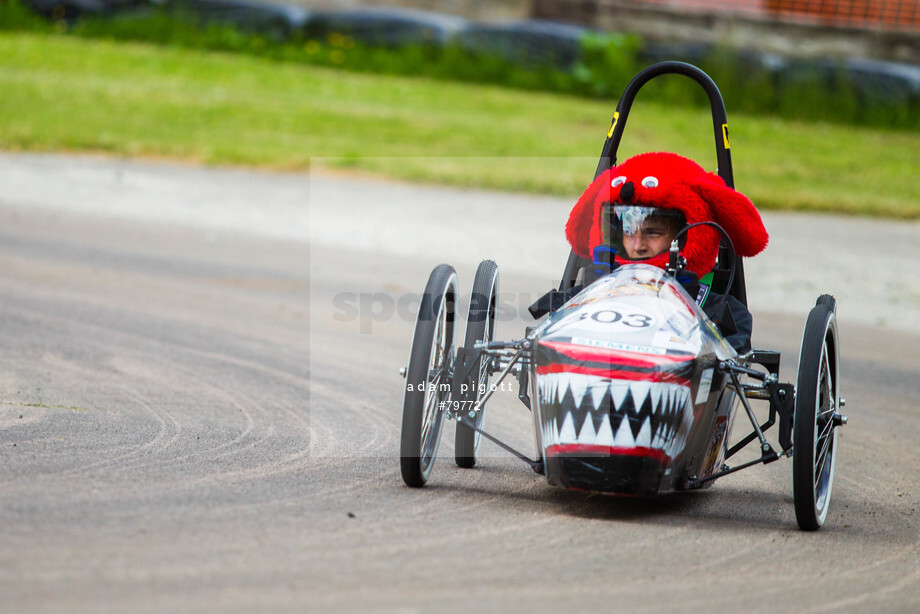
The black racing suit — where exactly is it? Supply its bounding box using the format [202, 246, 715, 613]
[701, 292, 753, 354]
[679, 272, 753, 354]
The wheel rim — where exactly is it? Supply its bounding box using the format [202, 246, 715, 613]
[813, 341, 837, 517]
[400, 265, 458, 487]
[470, 311, 493, 451]
[793, 299, 840, 530]
[455, 262, 498, 468]
[419, 292, 450, 477]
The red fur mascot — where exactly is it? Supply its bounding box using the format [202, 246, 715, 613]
[566, 151, 769, 276]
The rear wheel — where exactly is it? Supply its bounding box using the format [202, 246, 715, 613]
[400, 265, 459, 487]
[454, 260, 499, 468]
[793, 295, 840, 530]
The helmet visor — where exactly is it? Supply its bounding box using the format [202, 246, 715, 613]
[601, 205, 686, 261]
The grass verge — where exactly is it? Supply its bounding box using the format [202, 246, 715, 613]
[1, 32, 919, 218]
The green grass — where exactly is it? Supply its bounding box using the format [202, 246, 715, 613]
[1, 32, 919, 218]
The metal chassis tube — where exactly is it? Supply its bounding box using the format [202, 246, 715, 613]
[688, 359, 794, 487]
[447, 340, 545, 474]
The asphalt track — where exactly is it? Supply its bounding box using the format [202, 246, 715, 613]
[1, 153, 918, 612]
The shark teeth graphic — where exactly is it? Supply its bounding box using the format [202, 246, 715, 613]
[567, 374, 589, 406]
[635, 417, 652, 448]
[559, 412, 577, 443]
[577, 413, 597, 443]
[537, 372, 692, 460]
[613, 414, 634, 447]
[589, 384, 608, 411]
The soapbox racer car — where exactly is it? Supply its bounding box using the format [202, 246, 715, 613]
[398, 62, 848, 531]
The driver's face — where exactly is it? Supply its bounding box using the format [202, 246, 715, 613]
[623, 217, 678, 259]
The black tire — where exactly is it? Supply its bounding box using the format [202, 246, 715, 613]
[400, 265, 459, 487]
[454, 260, 499, 468]
[793, 295, 840, 531]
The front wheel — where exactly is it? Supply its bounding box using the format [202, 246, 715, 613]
[793, 295, 841, 530]
[400, 265, 459, 487]
[454, 260, 499, 468]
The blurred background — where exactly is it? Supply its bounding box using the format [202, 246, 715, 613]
[2, 0, 919, 216]
[10, 0, 920, 114]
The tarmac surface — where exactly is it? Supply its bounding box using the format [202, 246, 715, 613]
[0, 152, 918, 612]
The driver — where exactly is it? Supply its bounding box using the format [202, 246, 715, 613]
[564, 152, 770, 353]
[609, 205, 684, 261]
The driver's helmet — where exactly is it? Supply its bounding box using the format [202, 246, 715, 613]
[600, 204, 687, 269]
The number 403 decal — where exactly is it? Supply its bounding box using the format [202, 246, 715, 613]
[574, 309, 656, 329]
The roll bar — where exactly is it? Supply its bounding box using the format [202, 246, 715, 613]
[560, 61, 748, 306]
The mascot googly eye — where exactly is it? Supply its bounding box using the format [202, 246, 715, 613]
[565, 151, 768, 276]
